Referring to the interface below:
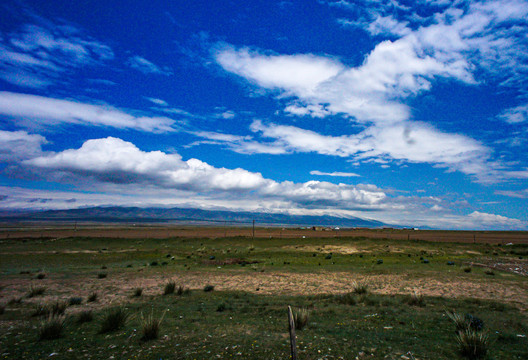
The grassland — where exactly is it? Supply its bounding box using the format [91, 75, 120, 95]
[0, 227, 527, 359]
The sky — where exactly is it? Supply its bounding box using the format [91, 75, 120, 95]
[0, 0, 527, 230]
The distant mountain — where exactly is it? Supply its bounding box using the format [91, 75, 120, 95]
[0, 206, 388, 228]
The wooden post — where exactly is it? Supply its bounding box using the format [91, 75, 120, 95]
[252, 219, 255, 239]
[288, 306, 298, 360]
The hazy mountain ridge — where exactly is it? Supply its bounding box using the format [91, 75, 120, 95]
[0, 206, 388, 228]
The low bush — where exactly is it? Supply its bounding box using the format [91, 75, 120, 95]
[203, 285, 214, 292]
[97, 273, 107, 279]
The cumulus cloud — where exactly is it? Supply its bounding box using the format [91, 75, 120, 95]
[0, 24, 113, 88]
[22, 137, 387, 209]
[0, 91, 178, 133]
[468, 211, 525, 227]
[127, 56, 172, 75]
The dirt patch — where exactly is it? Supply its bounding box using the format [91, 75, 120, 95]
[2, 270, 526, 311]
[283, 244, 362, 254]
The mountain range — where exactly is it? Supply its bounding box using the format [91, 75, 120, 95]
[0, 206, 388, 228]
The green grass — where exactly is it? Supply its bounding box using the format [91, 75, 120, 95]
[0, 234, 526, 359]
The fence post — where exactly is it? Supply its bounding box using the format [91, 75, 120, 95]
[252, 219, 255, 239]
[288, 305, 298, 360]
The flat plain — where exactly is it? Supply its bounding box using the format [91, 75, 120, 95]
[0, 226, 527, 359]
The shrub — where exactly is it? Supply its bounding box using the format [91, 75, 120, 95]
[376, 259, 383, 264]
[352, 281, 368, 295]
[484, 269, 495, 276]
[463, 267, 472, 273]
[163, 281, 176, 295]
[77, 310, 93, 324]
[69, 297, 83, 306]
[99, 306, 129, 333]
[216, 303, 226, 312]
[133, 287, 143, 297]
[0, 304, 4, 315]
[140, 310, 165, 341]
[203, 285, 214, 292]
[456, 329, 489, 359]
[176, 286, 188, 295]
[38, 315, 66, 340]
[36, 273, 46, 280]
[293, 308, 309, 330]
[150, 261, 158, 266]
[97, 273, 107, 279]
[27, 285, 46, 298]
[87, 292, 98, 302]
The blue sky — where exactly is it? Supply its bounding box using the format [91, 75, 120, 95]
[0, 0, 527, 229]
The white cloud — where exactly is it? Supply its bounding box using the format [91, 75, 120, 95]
[127, 56, 172, 75]
[250, 120, 494, 181]
[0, 91, 177, 133]
[495, 189, 528, 199]
[468, 211, 524, 227]
[145, 97, 168, 106]
[0, 24, 113, 88]
[0, 130, 46, 162]
[497, 104, 528, 124]
[214, 45, 344, 98]
[22, 136, 387, 209]
[310, 170, 361, 177]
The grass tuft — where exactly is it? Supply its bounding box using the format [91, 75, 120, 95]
[133, 287, 143, 297]
[352, 281, 369, 295]
[77, 310, 93, 324]
[87, 292, 98, 302]
[203, 285, 214, 292]
[293, 308, 309, 330]
[99, 306, 129, 333]
[163, 281, 176, 295]
[97, 273, 107, 279]
[69, 297, 83, 306]
[140, 310, 166, 341]
[38, 315, 65, 340]
[27, 285, 46, 298]
[404, 291, 426, 307]
[456, 329, 489, 359]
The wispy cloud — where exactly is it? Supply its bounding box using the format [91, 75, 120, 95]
[497, 104, 528, 124]
[127, 55, 172, 75]
[310, 170, 360, 177]
[0, 24, 113, 88]
[0, 91, 178, 133]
